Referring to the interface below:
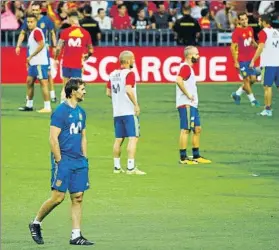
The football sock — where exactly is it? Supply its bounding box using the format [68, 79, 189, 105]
[44, 101, 51, 110]
[247, 93, 256, 102]
[71, 229, 81, 240]
[114, 158, 121, 169]
[26, 100, 33, 108]
[180, 149, 187, 160]
[236, 87, 245, 96]
[33, 217, 42, 225]
[50, 90, 56, 99]
[192, 148, 200, 159]
[127, 159, 135, 170]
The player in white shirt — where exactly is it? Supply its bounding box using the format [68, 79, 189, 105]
[250, 15, 279, 117]
[18, 14, 51, 113]
[176, 46, 211, 164]
[106, 51, 146, 175]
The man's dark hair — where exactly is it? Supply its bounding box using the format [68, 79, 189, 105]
[98, 8, 104, 14]
[26, 13, 37, 20]
[83, 5, 92, 15]
[201, 8, 209, 17]
[118, 4, 125, 9]
[137, 8, 144, 14]
[183, 5, 191, 13]
[68, 11, 79, 18]
[31, 1, 42, 8]
[246, 2, 254, 13]
[238, 12, 247, 19]
[65, 78, 85, 98]
[260, 14, 271, 24]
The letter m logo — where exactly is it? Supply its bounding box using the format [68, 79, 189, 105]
[272, 40, 279, 48]
[68, 38, 81, 47]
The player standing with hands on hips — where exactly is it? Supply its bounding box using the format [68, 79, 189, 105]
[249, 15, 279, 117]
[176, 46, 211, 164]
[106, 51, 146, 175]
[28, 78, 94, 246]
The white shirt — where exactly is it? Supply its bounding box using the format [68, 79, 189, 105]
[260, 27, 279, 67]
[109, 69, 137, 117]
[95, 16, 111, 30]
[28, 27, 48, 66]
[91, 1, 108, 17]
[176, 63, 198, 108]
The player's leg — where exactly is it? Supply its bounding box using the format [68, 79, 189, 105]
[19, 74, 36, 111]
[47, 49, 57, 103]
[191, 107, 211, 164]
[260, 67, 274, 116]
[125, 115, 145, 175]
[231, 62, 248, 104]
[113, 116, 125, 173]
[246, 66, 260, 106]
[48, 71, 57, 103]
[178, 106, 196, 164]
[29, 190, 65, 245]
[37, 66, 51, 113]
[69, 160, 94, 246]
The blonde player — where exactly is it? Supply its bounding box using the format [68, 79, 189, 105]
[176, 46, 211, 164]
[106, 51, 146, 175]
[250, 15, 279, 117]
[18, 14, 51, 113]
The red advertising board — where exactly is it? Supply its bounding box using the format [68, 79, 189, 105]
[2, 47, 249, 83]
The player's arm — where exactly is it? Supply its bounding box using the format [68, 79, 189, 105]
[252, 39, 258, 48]
[106, 80, 112, 98]
[230, 30, 239, 69]
[125, 72, 140, 115]
[16, 29, 25, 55]
[50, 29, 57, 50]
[81, 129, 87, 158]
[50, 126, 62, 163]
[84, 44, 94, 61]
[54, 38, 65, 60]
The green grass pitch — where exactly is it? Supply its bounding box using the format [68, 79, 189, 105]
[1, 83, 279, 250]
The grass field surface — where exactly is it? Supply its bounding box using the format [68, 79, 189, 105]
[2, 83, 279, 250]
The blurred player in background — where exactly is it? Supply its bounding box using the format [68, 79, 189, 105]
[176, 46, 211, 164]
[18, 14, 51, 113]
[29, 78, 94, 246]
[250, 15, 279, 117]
[231, 12, 260, 107]
[54, 11, 93, 103]
[106, 51, 146, 175]
[16, 1, 57, 102]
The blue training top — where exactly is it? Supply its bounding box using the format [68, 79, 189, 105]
[50, 102, 86, 159]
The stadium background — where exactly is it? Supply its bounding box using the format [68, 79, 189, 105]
[1, 1, 279, 250]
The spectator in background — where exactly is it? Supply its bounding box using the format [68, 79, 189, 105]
[210, 0, 224, 19]
[173, 5, 201, 45]
[110, 0, 128, 18]
[191, 1, 207, 19]
[112, 4, 131, 30]
[10, 0, 25, 27]
[215, 1, 237, 30]
[90, 0, 108, 17]
[57, 1, 68, 23]
[246, 2, 260, 41]
[132, 8, 150, 29]
[198, 8, 211, 29]
[151, 3, 173, 29]
[258, 1, 275, 15]
[80, 5, 101, 46]
[95, 8, 112, 30]
[1, 1, 20, 30]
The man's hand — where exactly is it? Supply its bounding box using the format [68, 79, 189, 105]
[234, 61, 240, 69]
[15, 47, 20, 55]
[188, 95, 195, 103]
[52, 47, 56, 57]
[26, 56, 31, 65]
[249, 61, 254, 68]
[135, 104, 140, 116]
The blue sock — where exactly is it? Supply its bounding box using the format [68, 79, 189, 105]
[180, 149, 187, 161]
[192, 148, 200, 159]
